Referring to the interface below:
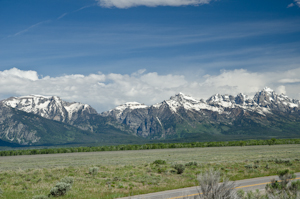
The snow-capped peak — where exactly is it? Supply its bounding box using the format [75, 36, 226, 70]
[102, 87, 300, 122]
[101, 102, 148, 118]
[63, 102, 95, 119]
[159, 92, 225, 113]
[2, 95, 96, 122]
[253, 87, 299, 110]
[206, 94, 235, 108]
[170, 93, 199, 103]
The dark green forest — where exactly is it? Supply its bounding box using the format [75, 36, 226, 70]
[1, 138, 299, 157]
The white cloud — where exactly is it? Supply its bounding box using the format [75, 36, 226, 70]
[0, 68, 300, 112]
[96, 0, 212, 8]
[287, 3, 294, 8]
[278, 78, 300, 83]
[295, 0, 300, 7]
[277, 85, 286, 95]
[0, 68, 38, 81]
[198, 68, 300, 99]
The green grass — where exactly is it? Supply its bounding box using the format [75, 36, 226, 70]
[0, 144, 300, 198]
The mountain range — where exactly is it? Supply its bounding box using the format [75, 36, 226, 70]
[1, 87, 300, 146]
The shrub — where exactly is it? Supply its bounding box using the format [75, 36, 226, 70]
[196, 169, 237, 199]
[265, 169, 299, 198]
[185, 161, 198, 167]
[157, 166, 167, 174]
[118, 183, 124, 188]
[236, 189, 245, 198]
[244, 164, 253, 169]
[49, 182, 71, 197]
[174, 164, 185, 174]
[277, 169, 296, 187]
[153, 160, 166, 165]
[253, 164, 259, 169]
[265, 164, 269, 169]
[290, 180, 300, 195]
[60, 177, 74, 185]
[32, 195, 48, 199]
[274, 159, 292, 165]
[113, 177, 120, 181]
[89, 167, 99, 176]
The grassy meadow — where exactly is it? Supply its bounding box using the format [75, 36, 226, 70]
[0, 144, 300, 198]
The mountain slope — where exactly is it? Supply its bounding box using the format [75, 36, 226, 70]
[0, 101, 144, 146]
[0, 102, 90, 145]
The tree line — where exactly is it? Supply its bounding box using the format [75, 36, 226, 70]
[0, 138, 299, 156]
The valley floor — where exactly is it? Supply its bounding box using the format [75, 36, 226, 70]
[0, 144, 299, 198]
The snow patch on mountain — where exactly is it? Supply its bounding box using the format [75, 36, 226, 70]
[154, 93, 222, 113]
[102, 102, 148, 118]
[115, 102, 148, 111]
[2, 95, 96, 122]
[64, 103, 92, 119]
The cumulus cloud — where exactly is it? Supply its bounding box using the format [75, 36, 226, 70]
[0, 68, 300, 112]
[198, 68, 300, 99]
[96, 0, 212, 8]
[277, 85, 286, 95]
[0, 68, 38, 81]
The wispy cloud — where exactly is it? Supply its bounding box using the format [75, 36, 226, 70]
[8, 20, 51, 37]
[96, 0, 213, 8]
[57, 4, 96, 20]
[5, 4, 94, 38]
[279, 78, 300, 83]
[295, 0, 300, 7]
[74, 4, 96, 12]
[287, 3, 294, 8]
[57, 13, 68, 20]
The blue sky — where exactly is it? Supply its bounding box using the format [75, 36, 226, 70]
[0, 0, 300, 111]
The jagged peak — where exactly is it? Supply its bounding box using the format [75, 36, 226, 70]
[207, 93, 221, 100]
[3, 94, 96, 122]
[5, 95, 64, 105]
[170, 92, 198, 103]
[236, 93, 247, 97]
[206, 93, 234, 104]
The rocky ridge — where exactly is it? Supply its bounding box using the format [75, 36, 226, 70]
[101, 87, 300, 138]
[2, 95, 98, 127]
